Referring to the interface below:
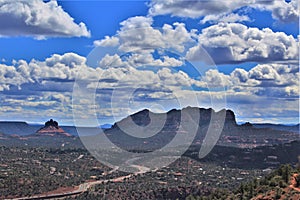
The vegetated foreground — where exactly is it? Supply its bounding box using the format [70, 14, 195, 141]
[1, 141, 300, 200]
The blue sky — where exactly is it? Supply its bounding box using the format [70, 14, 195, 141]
[0, 0, 299, 125]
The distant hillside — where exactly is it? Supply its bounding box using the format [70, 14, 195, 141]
[0, 132, 9, 139]
[253, 123, 299, 133]
[0, 122, 40, 136]
[187, 140, 300, 169]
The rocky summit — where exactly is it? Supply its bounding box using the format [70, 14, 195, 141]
[36, 119, 71, 137]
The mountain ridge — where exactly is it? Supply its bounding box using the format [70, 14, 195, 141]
[0, 107, 298, 149]
[104, 107, 299, 151]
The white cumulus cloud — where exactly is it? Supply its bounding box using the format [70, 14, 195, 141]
[149, 0, 299, 24]
[0, 0, 90, 38]
[186, 23, 299, 64]
[94, 36, 120, 47]
[94, 16, 196, 54]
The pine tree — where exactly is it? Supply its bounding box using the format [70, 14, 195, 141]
[284, 165, 291, 184]
[295, 174, 300, 187]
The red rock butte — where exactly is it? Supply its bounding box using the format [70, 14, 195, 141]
[36, 119, 71, 137]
